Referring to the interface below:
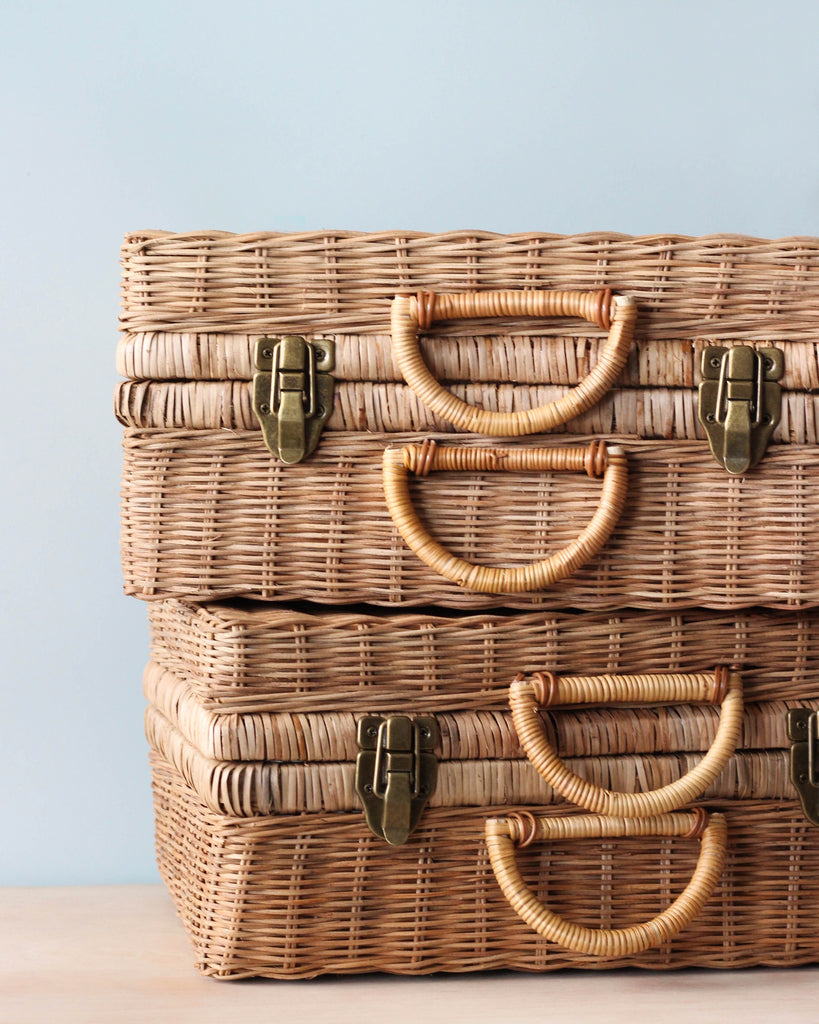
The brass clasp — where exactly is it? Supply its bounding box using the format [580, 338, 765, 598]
[698, 345, 783, 474]
[252, 336, 335, 463]
[788, 709, 819, 827]
[355, 715, 438, 845]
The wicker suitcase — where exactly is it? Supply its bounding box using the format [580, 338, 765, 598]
[144, 601, 819, 976]
[118, 230, 819, 977]
[144, 641, 819, 978]
[118, 231, 819, 610]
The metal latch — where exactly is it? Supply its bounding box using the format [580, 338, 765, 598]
[252, 336, 335, 463]
[355, 715, 438, 845]
[788, 709, 819, 827]
[698, 345, 783, 474]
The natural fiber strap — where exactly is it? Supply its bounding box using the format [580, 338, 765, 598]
[510, 668, 743, 816]
[382, 441, 627, 594]
[391, 290, 637, 435]
[485, 810, 726, 957]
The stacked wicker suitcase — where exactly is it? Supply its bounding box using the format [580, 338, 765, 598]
[117, 231, 819, 978]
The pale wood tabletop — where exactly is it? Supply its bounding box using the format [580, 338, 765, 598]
[3, 885, 819, 1024]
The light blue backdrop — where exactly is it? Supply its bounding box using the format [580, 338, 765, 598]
[2, 0, 818, 885]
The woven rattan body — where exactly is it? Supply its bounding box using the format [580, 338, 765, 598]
[119, 232, 819, 609]
[120, 230, 819, 977]
[146, 659, 815, 976]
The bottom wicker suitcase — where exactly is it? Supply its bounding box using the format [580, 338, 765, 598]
[145, 659, 819, 978]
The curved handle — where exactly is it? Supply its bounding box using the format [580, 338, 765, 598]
[510, 667, 744, 816]
[485, 809, 727, 956]
[391, 289, 637, 436]
[382, 440, 627, 594]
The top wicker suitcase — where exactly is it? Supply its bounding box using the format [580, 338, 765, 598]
[117, 231, 819, 609]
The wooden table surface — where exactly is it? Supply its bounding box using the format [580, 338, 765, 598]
[3, 885, 819, 1024]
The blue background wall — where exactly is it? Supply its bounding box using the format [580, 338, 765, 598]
[2, 0, 818, 884]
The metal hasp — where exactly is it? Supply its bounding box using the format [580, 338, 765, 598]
[788, 709, 819, 826]
[252, 336, 335, 463]
[355, 715, 438, 845]
[698, 346, 783, 474]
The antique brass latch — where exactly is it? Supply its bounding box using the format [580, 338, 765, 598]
[252, 336, 335, 463]
[355, 715, 438, 845]
[698, 346, 783, 474]
[788, 709, 819, 827]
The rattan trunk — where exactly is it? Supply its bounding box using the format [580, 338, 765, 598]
[118, 230, 819, 978]
[118, 231, 819, 610]
[145, 653, 818, 978]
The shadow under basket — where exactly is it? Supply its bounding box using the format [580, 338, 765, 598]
[150, 751, 819, 979]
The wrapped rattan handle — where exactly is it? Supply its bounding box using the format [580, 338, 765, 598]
[485, 810, 726, 956]
[382, 440, 627, 593]
[391, 289, 637, 436]
[510, 668, 743, 816]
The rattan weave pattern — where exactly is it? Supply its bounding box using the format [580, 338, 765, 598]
[122, 431, 819, 609]
[114, 378, 819, 443]
[116, 232, 819, 444]
[144, 662, 811, 764]
[151, 753, 819, 977]
[125, 229, 819, 976]
[120, 231, 819, 339]
[116, 330, 819, 390]
[148, 600, 819, 711]
[146, 702, 792, 817]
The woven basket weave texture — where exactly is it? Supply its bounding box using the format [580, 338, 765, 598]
[118, 232, 819, 442]
[152, 752, 819, 978]
[149, 600, 819, 710]
[122, 432, 819, 608]
[123, 230, 819, 976]
[120, 231, 819, 338]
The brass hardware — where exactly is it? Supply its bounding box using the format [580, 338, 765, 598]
[252, 336, 335, 463]
[698, 346, 783, 474]
[355, 715, 438, 845]
[788, 708, 819, 827]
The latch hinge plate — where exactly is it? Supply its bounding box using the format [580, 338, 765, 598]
[252, 336, 335, 464]
[788, 708, 819, 827]
[355, 715, 438, 846]
[698, 345, 783, 474]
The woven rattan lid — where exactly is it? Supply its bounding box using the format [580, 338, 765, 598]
[148, 600, 819, 712]
[145, 699, 794, 819]
[144, 661, 807, 764]
[145, 661, 803, 818]
[117, 232, 819, 445]
[120, 230, 819, 341]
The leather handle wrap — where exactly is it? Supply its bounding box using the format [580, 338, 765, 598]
[391, 289, 637, 436]
[510, 668, 744, 816]
[485, 810, 727, 957]
[382, 441, 627, 594]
